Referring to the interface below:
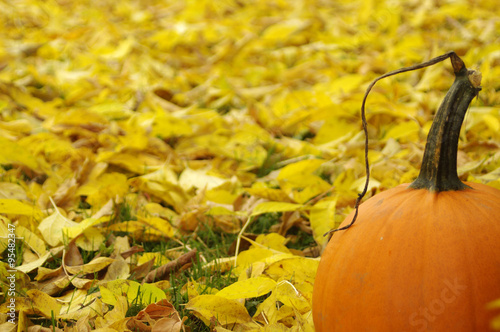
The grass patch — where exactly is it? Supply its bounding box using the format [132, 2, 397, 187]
[248, 213, 281, 234]
[129, 222, 240, 330]
[168, 256, 237, 331]
[286, 226, 316, 251]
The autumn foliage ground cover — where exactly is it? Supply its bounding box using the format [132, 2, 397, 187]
[1, 0, 500, 331]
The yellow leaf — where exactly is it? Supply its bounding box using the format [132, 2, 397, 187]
[100, 280, 166, 307]
[144, 202, 179, 220]
[277, 160, 326, 182]
[75, 227, 106, 251]
[245, 185, 293, 203]
[76, 173, 128, 208]
[52, 108, 108, 127]
[15, 224, 47, 256]
[179, 168, 227, 191]
[276, 159, 331, 203]
[183, 280, 219, 301]
[62, 217, 101, 239]
[284, 175, 331, 203]
[0, 137, 40, 171]
[309, 196, 338, 247]
[26, 289, 62, 319]
[152, 113, 193, 138]
[102, 255, 130, 281]
[216, 277, 276, 300]
[384, 121, 420, 142]
[275, 280, 310, 313]
[129, 166, 189, 211]
[261, 19, 311, 43]
[98, 38, 134, 60]
[0, 216, 11, 254]
[483, 113, 500, 132]
[65, 257, 115, 275]
[140, 216, 175, 238]
[314, 119, 358, 145]
[19, 132, 77, 166]
[205, 206, 243, 217]
[251, 202, 303, 216]
[254, 233, 290, 254]
[38, 209, 79, 247]
[253, 290, 293, 325]
[58, 290, 106, 320]
[0, 199, 42, 218]
[89, 101, 134, 120]
[117, 128, 149, 150]
[97, 151, 161, 174]
[16, 250, 58, 274]
[186, 295, 252, 326]
[107, 221, 165, 241]
[235, 248, 274, 274]
[321, 74, 365, 96]
[94, 295, 129, 330]
[0, 182, 28, 200]
[264, 257, 319, 285]
[137, 252, 169, 266]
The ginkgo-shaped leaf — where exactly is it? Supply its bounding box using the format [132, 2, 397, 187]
[186, 295, 252, 326]
[216, 277, 276, 300]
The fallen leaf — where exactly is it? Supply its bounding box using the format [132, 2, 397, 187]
[186, 295, 252, 326]
[216, 277, 276, 300]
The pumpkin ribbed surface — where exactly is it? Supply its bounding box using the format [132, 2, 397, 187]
[312, 182, 500, 331]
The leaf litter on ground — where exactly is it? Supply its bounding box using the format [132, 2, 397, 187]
[1, 0, 500, 331]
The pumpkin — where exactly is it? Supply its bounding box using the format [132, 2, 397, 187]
[312, 53, 500, 332]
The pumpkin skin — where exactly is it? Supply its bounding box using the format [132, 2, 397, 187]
[312, 181, 500, 331]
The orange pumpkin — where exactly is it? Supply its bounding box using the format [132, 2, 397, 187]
[312, 54, 500, 332]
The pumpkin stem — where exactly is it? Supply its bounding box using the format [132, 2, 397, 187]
[410, 53, 482, 192]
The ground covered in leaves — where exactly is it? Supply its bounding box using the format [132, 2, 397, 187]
[1, 0, 500, 331]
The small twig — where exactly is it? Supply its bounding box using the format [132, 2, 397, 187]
[142, 248, 198, 283]
[324, 51, 456, 236]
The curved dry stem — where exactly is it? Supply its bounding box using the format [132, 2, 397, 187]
[324, 51, 457, 236]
